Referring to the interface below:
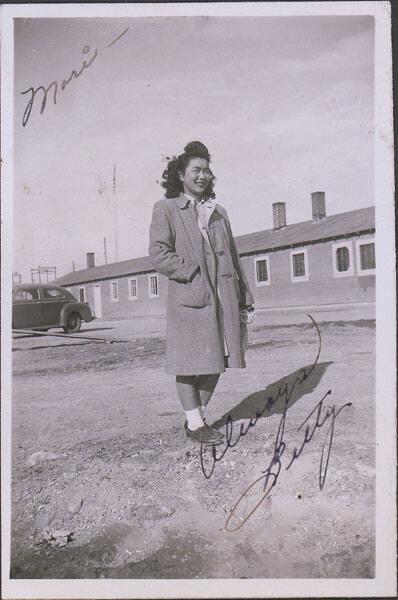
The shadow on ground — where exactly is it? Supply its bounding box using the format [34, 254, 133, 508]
[10, 524, 214, 579]
[78, 327, 115, 334]
[12, 327, 115, 340]
[212, 361, 332, 428]
[252, 318, 375, 332]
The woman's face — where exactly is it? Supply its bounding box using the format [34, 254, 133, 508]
[180, 157, 212, 199]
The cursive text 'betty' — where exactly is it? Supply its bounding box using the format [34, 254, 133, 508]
[224, 391, 352, 532]
[21, 27, 129, 127]
[198, 314, 352, 531]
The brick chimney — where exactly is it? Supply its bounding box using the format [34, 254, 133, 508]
[311, 191, 326, 221]
[86, 252, 95, 269]
[272, 202, 287, 230]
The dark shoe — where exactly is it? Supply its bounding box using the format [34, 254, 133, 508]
[203, 423, 224, 443]
[184, 420, 223, 443]
[185, 424, 223, 445]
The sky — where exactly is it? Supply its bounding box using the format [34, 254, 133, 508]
[13, 15, 375, 280]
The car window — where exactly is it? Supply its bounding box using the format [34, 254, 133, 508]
[14, 289, 39, 302]
[42, 288, 68, 300]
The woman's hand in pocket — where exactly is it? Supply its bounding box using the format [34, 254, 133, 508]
[175, 267, 210, 308]
[188, 266, 200, 283]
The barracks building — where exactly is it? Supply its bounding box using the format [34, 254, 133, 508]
[55, 193, 376, 319]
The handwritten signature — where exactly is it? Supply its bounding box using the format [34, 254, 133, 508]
[225, 391, 352, 532]
[21, 27, 129, 127]
[200, 314, 322, 480]
[199, 314, 352, 531]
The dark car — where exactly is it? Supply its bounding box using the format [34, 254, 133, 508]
[12, 283, 94, 333]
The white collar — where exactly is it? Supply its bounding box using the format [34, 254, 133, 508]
[184, 192, 214, 207]
[183, 192, 201, 205]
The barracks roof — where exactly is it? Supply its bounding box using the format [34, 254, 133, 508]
[55, 255, 154, 286]
[55, 205, 375, 286]
[235, 205, 375, 255]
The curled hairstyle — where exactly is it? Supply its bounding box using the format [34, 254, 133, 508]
[161, 141, 216, 199]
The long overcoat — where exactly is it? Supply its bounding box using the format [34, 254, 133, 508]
[148, 194, 254, 375]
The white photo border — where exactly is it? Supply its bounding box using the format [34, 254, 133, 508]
[1, 2, 396, 598]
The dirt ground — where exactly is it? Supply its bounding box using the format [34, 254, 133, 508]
[10, 305, 375, 579]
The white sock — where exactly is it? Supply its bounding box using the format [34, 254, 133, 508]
[185, 407, 205, 431]
[200, 405, 207, 421]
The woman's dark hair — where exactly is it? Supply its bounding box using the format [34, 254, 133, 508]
[161, 141, 216, 199]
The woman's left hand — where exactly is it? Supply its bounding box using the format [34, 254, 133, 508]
[240, 305, 256, 325]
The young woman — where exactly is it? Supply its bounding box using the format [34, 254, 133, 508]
[149, 141, 254, 445]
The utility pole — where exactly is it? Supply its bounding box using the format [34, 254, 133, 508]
[97, 170, 116, 263]
[103, 236, 108, 265]
[98, 175, 108, 266]
[12, 271, 22, 285]
[113, 163, 118, 263]
[31, 266, 56, 283]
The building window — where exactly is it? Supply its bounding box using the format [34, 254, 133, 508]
[359, 243, 375, 270]
[78, 287, 86, 302]
[356, 239, 376, 275]
[336, 247, 350, 271]
[290, 249, 309, 282]
[333, 241, 354, 277]
[254, 256, 270, 286]
[293, 253, 305, 277]
[149, 274, 159, 298]
[129, 278, 138, 300]
[110, 281, 119, 302]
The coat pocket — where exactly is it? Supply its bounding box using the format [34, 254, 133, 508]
[175, 271, 210, 308]
[233, 272, 242, 303]
[227, 272, 242, 304]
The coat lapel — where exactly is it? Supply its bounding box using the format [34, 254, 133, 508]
[175, 194, 206, 269]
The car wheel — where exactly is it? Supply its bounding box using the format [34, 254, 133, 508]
[63, 312, 81, 333]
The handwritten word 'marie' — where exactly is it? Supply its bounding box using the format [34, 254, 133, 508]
[21, 45, 98, 127]
[20, 27, 129, 127]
